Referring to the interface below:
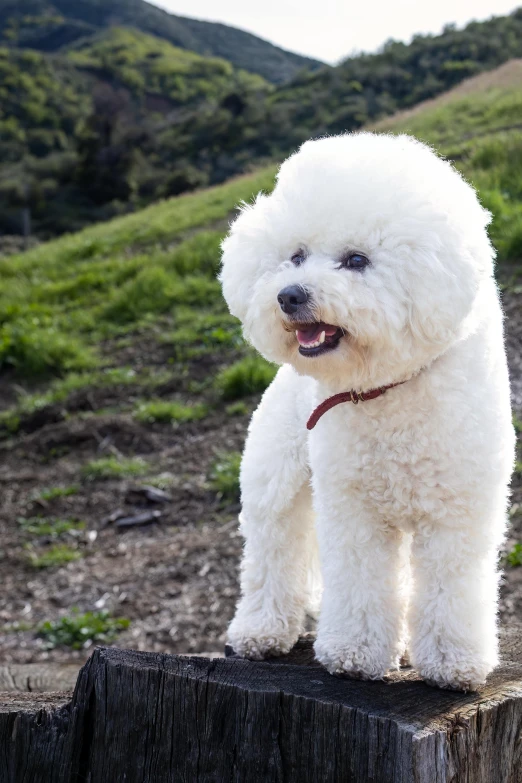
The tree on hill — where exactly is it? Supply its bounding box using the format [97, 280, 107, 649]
[74, 85, 139, 204]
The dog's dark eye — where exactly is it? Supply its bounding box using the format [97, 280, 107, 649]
[290, 249, 306, 266]
[340, 252, 370, 271]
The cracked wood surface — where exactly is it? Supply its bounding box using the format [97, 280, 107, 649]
[0, 663, 80, 694]
[1, 626, 521, 782]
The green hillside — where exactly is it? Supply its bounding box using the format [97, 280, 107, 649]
[65, 27, 267, 102]
[1, 64, 521, 418]
[0, 26, 270, 236]
[0, 28, 266, 160]
[0, 0, 321, 83]
[2, 8, 522, 240]
[1, 65, 521, 663]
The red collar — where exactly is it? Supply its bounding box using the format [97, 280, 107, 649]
[307, 382, 404, 430]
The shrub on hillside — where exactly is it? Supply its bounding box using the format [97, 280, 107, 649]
[215, 356, 277, 400]
[103, 267, 220, 323]
[0, 322, 94, 377]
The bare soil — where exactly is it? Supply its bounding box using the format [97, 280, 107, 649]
[1, 288, 521, 665]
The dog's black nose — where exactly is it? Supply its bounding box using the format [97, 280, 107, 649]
[277, 285, 308, 314]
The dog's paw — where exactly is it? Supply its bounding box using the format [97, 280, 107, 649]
[417, 660, 490, 692]
[227, 615, 300, 660]
[314, 636, 391, 680]
[227, 633, 297, 660]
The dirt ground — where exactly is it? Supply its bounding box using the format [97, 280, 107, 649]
[1, 287, 521, 665]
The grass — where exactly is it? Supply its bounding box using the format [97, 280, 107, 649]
[164, 309, 242, 361]
[135, 400, 208, 424]
[102, 267, 221, 325]
[36, 485, 79, 501]
[81, 457, 148, 481]
[209, 451, 241, 503]
[0, 324, 96, 377]
[0, 367, 172, 433]
[0, 166, 275, 379]
[506, 543, 522, 567]
[374, 83, 522, 268]
[18, 516, 84, 537]
[28, 543, 82, 569]
[38, 609, 130, 649]
[215, 356, 277, 400]
[225, 401, 249, 416]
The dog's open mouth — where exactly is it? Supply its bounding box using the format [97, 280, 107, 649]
[294, 322, 344, 357]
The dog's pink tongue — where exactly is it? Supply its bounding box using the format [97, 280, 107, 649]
[296, 324, 322, 344]
[296, 322, 338, 346]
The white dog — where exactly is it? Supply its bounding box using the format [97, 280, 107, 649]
[219, 133, 515, 691]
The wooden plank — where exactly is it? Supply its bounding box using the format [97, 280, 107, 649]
[1, 627, 521, 782]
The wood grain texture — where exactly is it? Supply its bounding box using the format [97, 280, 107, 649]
[1, 627, 521, 782]
[0, 663, 80, 693]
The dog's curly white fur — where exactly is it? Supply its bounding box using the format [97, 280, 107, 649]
[219, 132, 515, 691]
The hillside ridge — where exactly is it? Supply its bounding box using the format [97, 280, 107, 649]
[0, 0, 323, 83]
[374, 58, 522, 130]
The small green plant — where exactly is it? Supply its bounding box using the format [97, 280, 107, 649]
[225, 401, 249, 416]
[28, 544, 82, 568]
[18, 516, 84, 537]
[38, 609, 130, 649]
[506, 543, 522, 567]
[82, 456, 148, 481]
[144, 472, 175, 490]
[37, 485, 79, 501]
[215, 356, 277, 400]
[135, 400, 207, 424]
[209, 451, 241, 503]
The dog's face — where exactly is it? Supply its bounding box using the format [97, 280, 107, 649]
[220, 133, 493, 390]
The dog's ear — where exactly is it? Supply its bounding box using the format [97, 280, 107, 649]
[219, 193, 273, 321]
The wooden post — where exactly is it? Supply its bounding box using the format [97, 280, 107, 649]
[1, 627, 522, 782]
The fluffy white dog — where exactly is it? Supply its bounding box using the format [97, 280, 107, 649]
[219, 132, 515, 691]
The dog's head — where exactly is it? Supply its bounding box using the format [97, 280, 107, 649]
[220, 133, 494, 390]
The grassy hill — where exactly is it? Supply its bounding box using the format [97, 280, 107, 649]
[1, 61, 521, 393]
[1, 8, 522, 240]
[0, 64, 521, 661]
[374, 59, 522, 266]
[0, 0, 322, 83]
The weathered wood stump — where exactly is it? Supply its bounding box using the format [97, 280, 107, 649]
[1, 627, 522, 782]
[0, 663, 80, 693]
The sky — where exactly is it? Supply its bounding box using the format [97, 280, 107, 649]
[148, 0, 521, 64]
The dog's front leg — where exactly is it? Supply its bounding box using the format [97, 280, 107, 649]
[409, 518, 502, 691]
[227, 366, 317, 659]
[228, 482, 316, 659]
[313, 497, 406, 679]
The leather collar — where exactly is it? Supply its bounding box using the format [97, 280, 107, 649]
[307, 382, 405, 430]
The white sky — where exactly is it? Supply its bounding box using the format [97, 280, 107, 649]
[148, 0, 521, 64]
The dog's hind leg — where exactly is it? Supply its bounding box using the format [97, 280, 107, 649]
[227, 365, 317, 659]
